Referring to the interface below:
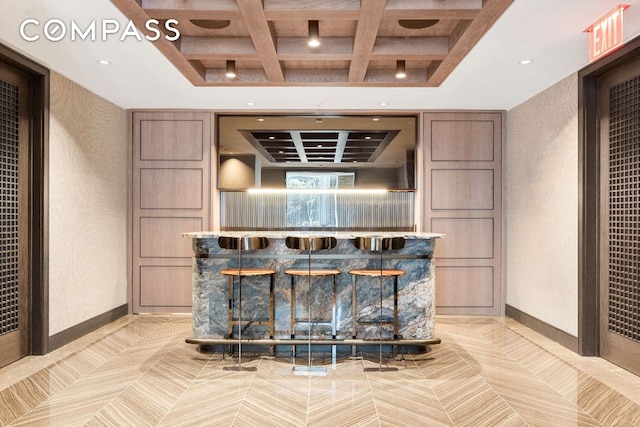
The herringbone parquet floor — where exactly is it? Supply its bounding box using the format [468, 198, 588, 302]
[1, 315, 639, 426]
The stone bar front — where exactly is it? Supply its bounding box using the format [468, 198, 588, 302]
[183, 232, 443, 346]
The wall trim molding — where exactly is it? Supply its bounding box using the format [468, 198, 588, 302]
[49, 304, 129, 351]
[505, 304, 579, 353]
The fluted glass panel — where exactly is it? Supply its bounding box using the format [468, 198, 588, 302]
[221, 191, 414, 230]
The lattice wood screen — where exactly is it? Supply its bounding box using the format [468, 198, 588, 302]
[608, 74, 640, 343]
[0, 79, 20, 336]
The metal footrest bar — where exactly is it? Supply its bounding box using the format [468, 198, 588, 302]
[186, 337, 441, 346]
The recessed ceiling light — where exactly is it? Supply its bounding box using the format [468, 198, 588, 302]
[257, 118, 265, 122]
[317, 144, 323, 148]
[372, 117, 380, 121]
[379, 102, 389, 106]
[518, 59, 533, 65]
[97, 59, 111, 65]
[246, 101, 255, 106]
[365, 136, 371, 140]
[269, 136, 275, 140]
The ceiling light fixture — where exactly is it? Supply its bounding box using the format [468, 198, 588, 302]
[97, 59, 111, 65]
[398, 19, 439, 29]
[308, 20, 320, 47]
[395, 60, 406, 79]
[518, 59, 533, 65]
[379, 102, 389, 106]
[190, 19, 230, 30]
[225, 60, 236, 78]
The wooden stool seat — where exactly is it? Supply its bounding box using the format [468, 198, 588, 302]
[349, 269, 405, 278]
[221, 268, 276, 276]
[284, 269, 341, 277]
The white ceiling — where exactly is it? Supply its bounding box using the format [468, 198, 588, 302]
[1, 0, 640, 111]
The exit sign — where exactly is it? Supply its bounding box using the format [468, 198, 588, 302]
[586, 5, 629, 62]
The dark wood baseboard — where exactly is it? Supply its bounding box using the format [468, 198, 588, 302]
[48, 304, 129, 351]
[505, 304, 579, 353]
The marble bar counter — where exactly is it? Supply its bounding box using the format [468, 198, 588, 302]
[183, 231, 443, 346]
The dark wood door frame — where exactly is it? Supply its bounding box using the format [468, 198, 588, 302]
[578, 35, 640, 356]
[0, 44, 49, 355]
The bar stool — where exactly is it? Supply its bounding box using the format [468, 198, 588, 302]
[284, 236, 338, 376]
[349, 236, 405, 372]
[218, 236, 275, 372]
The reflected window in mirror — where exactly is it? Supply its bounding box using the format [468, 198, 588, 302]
[285, 171, 354, 228]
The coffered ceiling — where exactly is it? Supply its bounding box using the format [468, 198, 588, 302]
[111, 0, 513, 87]
[242, 129, 399, 163]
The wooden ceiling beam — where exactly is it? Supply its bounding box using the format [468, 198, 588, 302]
[264, 0, 360, 20]
[236, 0, 285, 82]
[143, 10, 243, 20]
[382, 10, 480, 20]
[141, 0, 240, 11]
[385, 0, 482, 10]
[181, 37, 257, 57]
[205, 68, 268, 83]
[277, 37, 353, 56]
[426, 0, 512, 86]
[111, 0, 206, 85]
[372, 37, 449, 56]
[349, 0, 386, 83]
[384, 0, 481, 19]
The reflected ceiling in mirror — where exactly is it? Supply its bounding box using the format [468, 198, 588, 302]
[217, 115, 417, 190]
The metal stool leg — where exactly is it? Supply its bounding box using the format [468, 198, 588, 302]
[351, 275, 359, 359]
[290, 274, 296, 360]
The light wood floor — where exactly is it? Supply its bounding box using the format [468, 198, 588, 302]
[1, 315, 639, 426]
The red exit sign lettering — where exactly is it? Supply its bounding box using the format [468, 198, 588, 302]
[586, 5, 629, 62]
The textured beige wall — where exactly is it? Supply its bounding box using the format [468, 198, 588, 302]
[49, 72, 128, 335]
[505, 73, 579, 336]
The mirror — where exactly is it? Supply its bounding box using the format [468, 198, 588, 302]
[217, 114, 417, 190]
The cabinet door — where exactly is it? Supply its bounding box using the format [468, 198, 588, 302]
[423, 112, 503, 315]
[132, 112, 212, 313]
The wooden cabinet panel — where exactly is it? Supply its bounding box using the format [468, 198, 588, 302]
[140, 266, 192, 307]
[435, 266, 494, 307]
[139, 119, 204, 161]
[423, 112, 503, 315]
[432, 218, 494, 259]
[132, 111, 212, 313]
[140, 168, 203, 209]
[431, 169, 494, 210]
[431, 120, 494, 161]
[139, 217, 202, 258]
